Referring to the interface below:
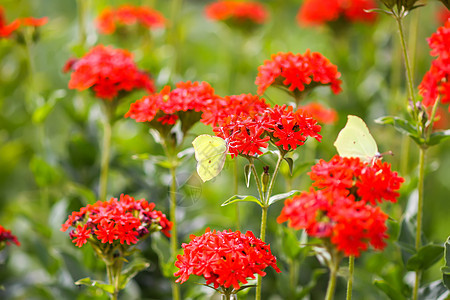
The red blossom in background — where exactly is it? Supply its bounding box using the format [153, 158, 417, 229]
[255, 50, 342, 99]
[214, 104, 321, 157]
[61, 194, 172, 248]
[297, 0, 377, 26]
[96, 5, 166, 35]
[174, 228, 280, 291]
[278, 155, 404, 257]
[299, 102, 338, 124]
[419, 20, 450, 110]
[438, 8, 450, 25]
[66, 45, 155, 100]
[0, 6, 47, 38]
[205, 0, 268, 25]
[0, 225, 20, 247]
[126, 81, 220, 129]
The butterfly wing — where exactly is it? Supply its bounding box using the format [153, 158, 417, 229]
[333, 115, 378, 162]
[192, 135, 228, 182]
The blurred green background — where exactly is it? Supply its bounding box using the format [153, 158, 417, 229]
[0, 0, 449, 299]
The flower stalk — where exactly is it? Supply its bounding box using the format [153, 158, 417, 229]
[346, 255, 355, 300]
[99, 101, 116, 201]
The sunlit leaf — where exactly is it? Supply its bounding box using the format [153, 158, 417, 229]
[221, 195, 263, 207]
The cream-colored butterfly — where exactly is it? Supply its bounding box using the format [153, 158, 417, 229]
[333, 115, 379, 163]
[192, 134, 228, 182]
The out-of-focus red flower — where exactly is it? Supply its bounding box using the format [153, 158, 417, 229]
[96, 5, 166, 35]
[126, 81, 220, 130]
[299, 102, 337, 124]
[61, 194, 172, 248]
[201, 93, 270, 126]
[21, 17, 48, 27]
[205, 1, 268, 25]
[214, 104, 321, 157]
[419, 20, 450, 110]
[297, 0, 377, 26]
[174, 228, 280, 291]
[66, 45, 155, 100]
[255, 50, 342, 99]
[437, 8, 450, 25]
[0, 7, 47, 38]
[0, 225, 20, 247]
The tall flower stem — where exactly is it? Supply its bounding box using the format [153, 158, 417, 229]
[168, 0, 184, 81]
[169, 164, 181, 300]
[234, 159, 241, 230]
[253, 153, 284, 300]
[346, 255, 354, 300]
[325, 265, 338, 300]
[99, 102, 116, 201]
[76, 0, 88, 48]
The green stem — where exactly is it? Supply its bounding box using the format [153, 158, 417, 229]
[407, 10, 420, 85]
[168, 0, 183, 81]
[346, 255, 354, 300]
[169, 165, 181, 300]
[76, 0, 88, 47]
[99, 105, 114, 201]
[289, 258, 298, 294]
[412, 147, 426, 300]
[256, 205, 268, 300]
[325, 262, 339, 300]
[233, 159, 240, 230]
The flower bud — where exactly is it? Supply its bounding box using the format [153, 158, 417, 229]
[261, 166, 270, 193]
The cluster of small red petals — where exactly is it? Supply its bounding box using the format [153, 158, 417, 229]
[66, 45, 155, 100]
[201, 93, 270, 126]
[0, 6, 47, 38]
[205, 1, 268, 24]
[255, 50, 342, 97]
[297, 0, 377, 26]
[0, 225, 20, 247]
[96, 5, 166, 35]
[214, 105, 321, 157]
[61, 194, 172, 248]
[126, 81, 219, 126]
[310, 155, 404, 205]
[278, 155, 403, 256]
[419, 20, 450, 110]
[299, 102, 338, 124]
[174, 228, 280, 290]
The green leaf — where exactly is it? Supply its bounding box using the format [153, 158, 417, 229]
[29, 156, 62, 187]
[374, 279, 407, 300]
[375, 116, 423, 146]
[268, 190, 301, 206]
[284, 157, 294, 176]
[418, 280, 449, 300]
[442, 236, 450, 290]
[280, 226, 303, 259]
[406, 244, 444, 271]
[397, 217, 417, 266]
[75, 277, 114, 294]
[428, 130, 450, 146]
[221, 195, 263, 207]
[244, 164, 251, 188]
[152, 233, 178, 278]
[119, 258, 150, 290]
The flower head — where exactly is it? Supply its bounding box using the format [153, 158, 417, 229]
[96, 5, 166, 35]
[61, 194, 172, 248]
[66, 45, 155, 100]
[299, 102, 338, 124]
[255, 50, 342, 100]
[205, 1, 268, 26]
[297, 0, 377, 26]
[174, 228, 280, 291]
[0, 225, 20, 248]
[0, 6, 47, 38]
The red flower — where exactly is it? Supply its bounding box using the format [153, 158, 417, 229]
[0, 225, 20, 247]
[419, 20, 450, 109]
[438, 8, 450, 25]
[126, 81, 220, 130]
[174, 228, 280, 291]
[297, 0, 377, 26]
[299, 102, 338, 124]
[205, 1, 268, 25]
[255, 50, 342, 98]
[21, 17, 48, 27]
[0, 6, 47, 38]
[61, 194, 172, 248]
[214, 105, 321, 157]
[66, 45, 155, 100]
[96, 5, 166, 35]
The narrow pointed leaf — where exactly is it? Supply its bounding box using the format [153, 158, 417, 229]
[428, 130, 450, 146]
[375, 116, 423, 145]
[374, 280, 406, 300]
[120, 259, 150, 290]
[442, 236, 450, 290]
[406, 244, 444, 271]
[284, 157, 294, 176]
[268, 190, 301, 206]
[244, 164, 251, 188]
[221, 195, 263, 207]
[75, 277, 115, 294]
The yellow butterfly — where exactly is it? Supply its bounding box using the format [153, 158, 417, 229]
[192, 134, 228, 182]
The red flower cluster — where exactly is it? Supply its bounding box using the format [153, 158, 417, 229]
[205, 1, 268, 25]
[61, 194, 172, 248]
[255, 50, 342, 97]
[297, 0, 377, 26]
[0, 225, 20, 247]
[278, 155, 404, 256]
[438, 8, 450, 25]
[66, 45, 155, 100]
[126, 81, 219, 126]
[419, 20, 450, 110]
[214, 104, 322, 157]
[0, 6, 47, 38]
[96, 5, 166, 35]
[299, 102, 337, 124]
[174, 228, 280, 290]
[201, 93, 270, 126]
